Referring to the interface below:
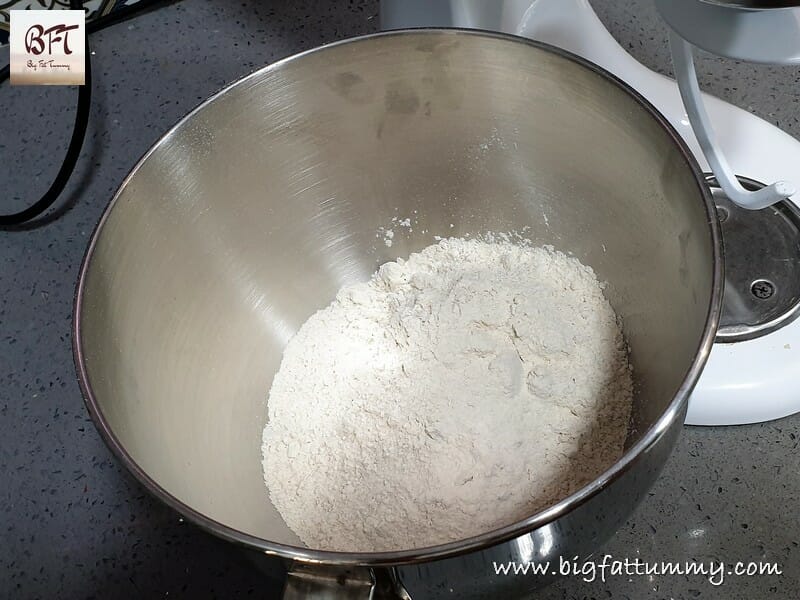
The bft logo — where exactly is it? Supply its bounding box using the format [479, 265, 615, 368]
[9, 10, 86, 85]
[25, 23, 80, 56]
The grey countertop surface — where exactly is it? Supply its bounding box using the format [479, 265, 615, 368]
[2, 0, 799, 598]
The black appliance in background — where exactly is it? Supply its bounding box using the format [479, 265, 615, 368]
[0, 0, 173, 227]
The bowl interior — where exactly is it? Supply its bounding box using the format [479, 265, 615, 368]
[76, 31, 716, 553]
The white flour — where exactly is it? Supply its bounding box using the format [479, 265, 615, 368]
[261, 238, 633, 552]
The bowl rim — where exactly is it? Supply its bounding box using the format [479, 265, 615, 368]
[72, 27, 724, 567]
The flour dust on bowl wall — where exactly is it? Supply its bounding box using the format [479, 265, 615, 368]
[74, 29, 721, 596]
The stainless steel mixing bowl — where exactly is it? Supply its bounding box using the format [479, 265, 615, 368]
[74, 30, 723, 599]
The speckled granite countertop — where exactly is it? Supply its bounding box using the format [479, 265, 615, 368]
[2, 1, 799, 598]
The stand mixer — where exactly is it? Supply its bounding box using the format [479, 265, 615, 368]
[381, 0, 800, 426]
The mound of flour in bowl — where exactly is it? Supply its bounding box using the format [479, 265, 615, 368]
[261, 238, 633, 552]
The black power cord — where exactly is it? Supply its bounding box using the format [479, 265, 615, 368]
[0, 0, 174, 229]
